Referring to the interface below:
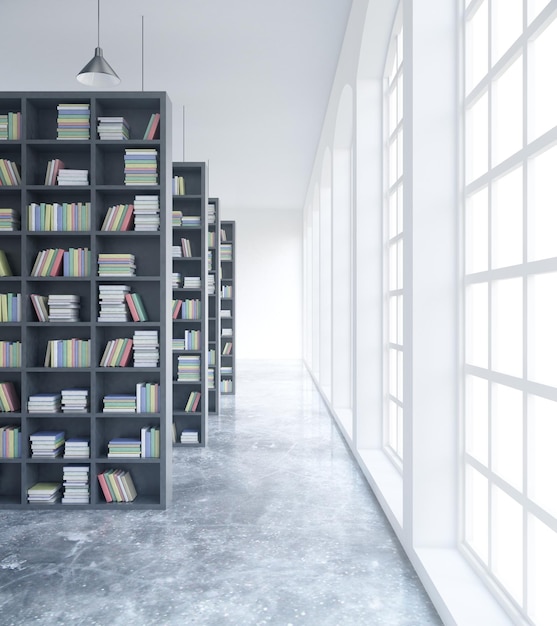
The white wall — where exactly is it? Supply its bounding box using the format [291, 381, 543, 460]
[219, 206, 302, 359]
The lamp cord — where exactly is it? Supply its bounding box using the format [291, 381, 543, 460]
[97, 0, 100, 47]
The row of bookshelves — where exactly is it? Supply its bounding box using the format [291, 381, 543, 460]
[0, 104, 160, 142]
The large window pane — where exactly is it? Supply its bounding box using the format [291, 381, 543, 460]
[466, 0, 488, 93]
[492, 167, 523, 269]
[528, 514, 557, 625]
[466, 282, 489, 369]
[465, 375, 489, 466]
[492, 56, 523, 166]
[492, 277, 523, 378]
[466, 91, 489, 182]
[465, 186, 489, 274]
[528, 394, 557, 518]
[528, 0, 552, 25]
[528, 17, 557, 141]
[465, 465, 489, 564]
[492, 383, 523, 490]
[492, 486, 524, 603]
[528, 144, 557, 262]
[492, 0, 523, 64]
[528, 272, 557, 387]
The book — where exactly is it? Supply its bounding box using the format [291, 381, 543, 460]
[125, 293, 148, 322]
[143, 113, 160, 140]
[0, 249, 12, 276]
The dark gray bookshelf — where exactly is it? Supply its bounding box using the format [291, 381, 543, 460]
[220, 220, 235, 395]
[171, 162, 208, 446]
[0, 92, 172, 509]
[208, 198, 221, 415]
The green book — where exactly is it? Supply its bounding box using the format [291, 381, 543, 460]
[0, 249, 12, 276]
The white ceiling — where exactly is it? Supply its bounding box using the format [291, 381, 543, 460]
[2, 0, 353, 212]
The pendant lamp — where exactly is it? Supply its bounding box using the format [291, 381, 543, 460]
[77, 0, 120, 86]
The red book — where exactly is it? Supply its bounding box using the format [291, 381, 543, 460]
[119, 205, 134, 231]
[191, 391, 201, 412]
[145, 113, 160, 140]
[119, 338, 133, 366]
[97, 472, 113, 502]
[125, 293, 140, 322]
[49, 248, 65, 276]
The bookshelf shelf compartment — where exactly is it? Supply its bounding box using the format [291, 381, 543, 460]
[0, 91, 171, 510]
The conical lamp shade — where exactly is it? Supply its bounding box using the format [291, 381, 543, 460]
[77, 47, 120, 86]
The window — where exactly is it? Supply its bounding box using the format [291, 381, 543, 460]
[384, 13, 404, 465]
[463, 1, 557, 621]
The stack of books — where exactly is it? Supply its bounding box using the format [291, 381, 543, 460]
[0, 112, 21, 140]
[208, 203, 215, 224]
[180, 429, 199, 444]
[0, 340, 21, 367]
[47, 294, 79, 322]
[0, 208, 19, 231]
[103, 394, 136, 413]
[30, 430, 65, 458]
[0, 425, 21, 457]
[97, 116, 130, 140]
[0, 381, 20, 412]
[181, 215, 201, 228]
[132, 330, 159, 367]
[133, 195, 159, 231]
[141, 426, 160, 458]
[208, 368, 215, 389]
[172, 338, 185, 351]
[27, 482, 62, 504]
[222, 326, 233, 335]
[64, 438, 90, 458]
[98, 253, 136, 276]
[183, 276, 201, 289]
[57, 169, 88, 186]
[57, 103, 90, 140]
[61, 388, 89, 413]
[136, 382, 159, 413]
[177, 354, 200, 381]
[62, 466, 90, 504]
[27, 392, 61, 413]
[124, 148, 158, 185]
[221, 243, 233, 261]
[108, 438, 141, 458]
[208, 274, 215, 295]
[172, 245, 182, 258]
[98, 284, 131, 322]
[172, 273, 181, 289]
[172, 210, 183, 228]
[97, 469, 137, 503]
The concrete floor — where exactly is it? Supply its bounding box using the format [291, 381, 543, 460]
[0, 360, 442, 625]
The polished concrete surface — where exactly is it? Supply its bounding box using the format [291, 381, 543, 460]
[0, 360, 441, 625]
